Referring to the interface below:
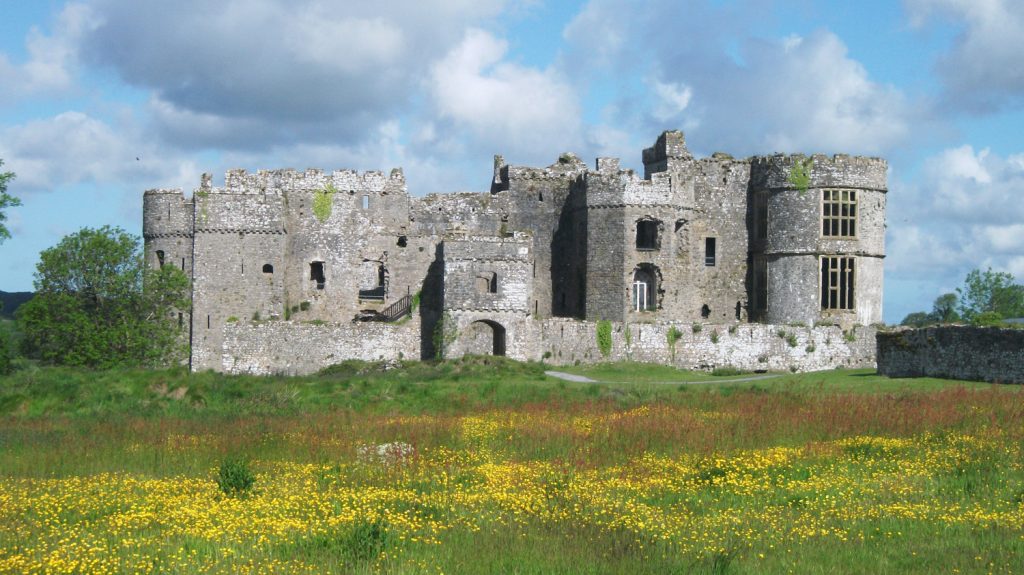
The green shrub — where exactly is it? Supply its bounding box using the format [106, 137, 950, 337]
[299, 301, 311, 312]
[711, 366, 744, 377]
[217, 456, 256, 496]
[596, 320, 612, 357]
[786, 333, 798, 348]
[710, 329, 720, 344]
[691, 323, 702, 333]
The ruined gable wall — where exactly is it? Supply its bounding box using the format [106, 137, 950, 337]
[877, 327, 1024, 383]
[503, 156, 587, 320]
[689, 157, 751, 324]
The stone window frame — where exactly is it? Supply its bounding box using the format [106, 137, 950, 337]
[820, 255, 855, 311]
[475, 272, 498, 294]
[631, 263, 661, 312]
[822, 189, 857, 238]
[155, 250, 165, 268]
[704, 237, 717, 267]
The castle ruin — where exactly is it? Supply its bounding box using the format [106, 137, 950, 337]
[143, 130, 886, 374]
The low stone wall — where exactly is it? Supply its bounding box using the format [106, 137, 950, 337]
[538, 319, 876, 372]
[877, 326, 1024, 384]
[221, 318, 421, 375]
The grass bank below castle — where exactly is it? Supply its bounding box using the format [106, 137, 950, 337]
[1, 359, 1022, 573]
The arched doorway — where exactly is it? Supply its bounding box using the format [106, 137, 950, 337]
[465, 320, 507, 356]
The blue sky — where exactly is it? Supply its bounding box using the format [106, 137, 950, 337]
[2, 0, 1024, 324]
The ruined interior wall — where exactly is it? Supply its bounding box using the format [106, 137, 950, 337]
[877, 327, 1024, 383]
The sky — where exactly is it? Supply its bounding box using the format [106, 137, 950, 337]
[1, 0, 1023, 324]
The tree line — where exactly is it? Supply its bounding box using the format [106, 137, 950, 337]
[901, 268, 1024, 327]
[1, 161, 189, 373]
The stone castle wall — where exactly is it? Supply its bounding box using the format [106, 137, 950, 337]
[217, 316, 875, 376]
[143, 129, 888, 374]
[877, 327, 1024, 383]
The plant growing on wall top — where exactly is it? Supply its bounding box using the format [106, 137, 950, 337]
[313, 183, 337, 223]
[787, 157, 813, 196]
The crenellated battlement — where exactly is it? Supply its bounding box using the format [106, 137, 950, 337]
[750, 153, 888, 191]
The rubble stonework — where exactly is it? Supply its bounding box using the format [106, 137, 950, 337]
[142, 130, 887, 374]
[877, 327, 1024, 383]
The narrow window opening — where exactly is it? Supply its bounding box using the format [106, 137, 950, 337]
[535, 301, 539, 315]
[262, 264, 274, 274]
[207, 315, 211, 329]
[753, 256, 768, 317]
[636, 219, 660, 250]
[538, 191, 544, 202]
[181, 258, 185, 271]
[735, 301, 742, 320]
[362, 194, 370, 210]
[241, 262, 244, 275]
[705, 237, 717, 266]
[310, 261, 326, 290]
[755, 192, 768, 240]
[675, 220, 685, 233]
[701, 304, 711, 318]
[397, 235, 408, 247]
[178, 312, 183, 328]
[820, 256, 855, 310]
[155, 250, 165, 267]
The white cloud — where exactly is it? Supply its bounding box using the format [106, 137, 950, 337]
[563, 1, 914, 157]
[906, 0, 1024, 111]
[886, 146, 1024, 298]
[0, 111, 195, 194]
[0, 3, 98, 102]
[650, 80, 693, 122]
[75, 0, 523, 150]
[425, 28, 583, 163]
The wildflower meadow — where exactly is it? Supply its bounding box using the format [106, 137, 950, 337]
[1, 360, 1022, 573]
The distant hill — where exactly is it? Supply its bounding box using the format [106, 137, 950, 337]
[0, 291, 33, 319]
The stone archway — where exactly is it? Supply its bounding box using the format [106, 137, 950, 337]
[464, 320, 507, 356]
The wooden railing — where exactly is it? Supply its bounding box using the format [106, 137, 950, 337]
[378, 294, 412, 322]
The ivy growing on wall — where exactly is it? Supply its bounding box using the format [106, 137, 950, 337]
[787, 158, 814, 196]
[432, 312, 459, 359]
[596, 320, 612, 357]
[313, 183, 337, 223]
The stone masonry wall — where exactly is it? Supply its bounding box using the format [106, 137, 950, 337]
[222, 317, 421, 375]
[877, 327, 1024, 383]
[538, 319, 876, 372]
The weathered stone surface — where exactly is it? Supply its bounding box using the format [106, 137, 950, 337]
[877, 327, 1024, 383]
[142, 130, 887, 375]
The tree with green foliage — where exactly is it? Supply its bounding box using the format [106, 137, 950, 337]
[17, 226, 190, 368]
[956, 267, 1024, 323]
[0, 159, 20, 243]
[899, 311, 933, 327]
[931, 292, 960, 323]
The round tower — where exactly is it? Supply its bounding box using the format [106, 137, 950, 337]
[749, 154, 887, 327]
[142, 188, 195, 274]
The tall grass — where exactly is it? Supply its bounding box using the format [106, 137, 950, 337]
[1, 360, 1022, 573]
